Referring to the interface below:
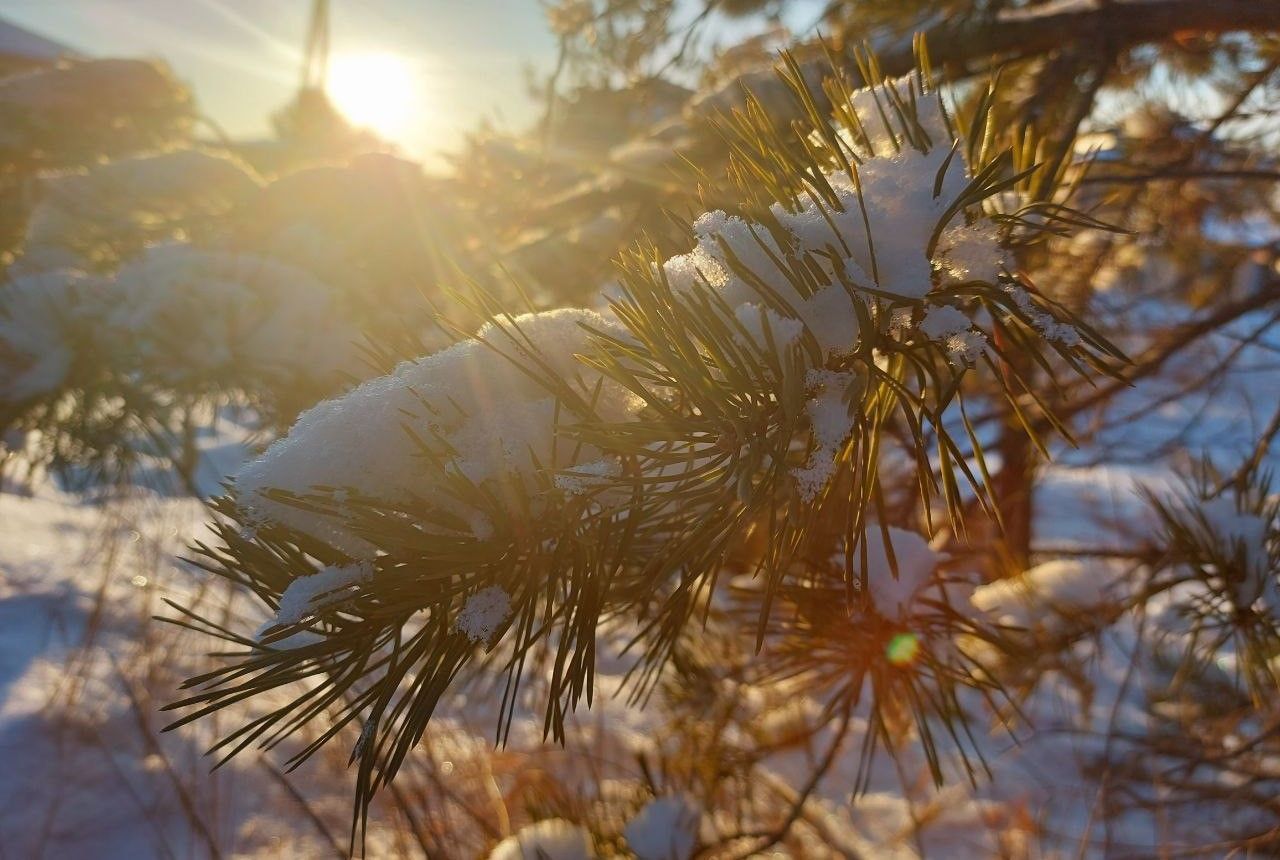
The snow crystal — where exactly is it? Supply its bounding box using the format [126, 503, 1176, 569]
[792, 370, 855, 501]
[936, 221, 1007, 285]
[889, 307, 914, 335]
[456, 586, 512, 643]
[970, 559, 1123, 630]
[236, 308, 644, 555]
[693, 209, 787, 288]
[943, 330, 987, 364]
[270, 560, 374, 627]
[488, 819, 594, 860]
[798, 284, 863, 355]
[624, 794, 700, 860]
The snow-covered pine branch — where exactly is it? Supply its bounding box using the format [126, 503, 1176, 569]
[0, 242, 364, 482]
[0, 59, 193, 169]
[173, 61, 1125, 823]
[18, 148, 261, 271]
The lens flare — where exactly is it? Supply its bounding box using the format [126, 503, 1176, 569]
[885, 631, 921, 666]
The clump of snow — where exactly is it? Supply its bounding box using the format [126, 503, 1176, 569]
[733, 302, 804, 353]
[0, 271, 82, 401]
[664, 149, 967, 334]
[269, 560, 374, 628]
[1172, 494, 1276, 611]
[624, 794, 700, 860]
[456, 586, 512, 644]
[1003, 283, 1081, 346]
[23, 148, 260, 260]
[554, 458, 622, 496]
[1193, 496, 1271, 578]
[942, 329, 988, 364]
[792, 369, 855, 501]
[2, 245, 357, 409]
[970, 559, 1124, 630]
[849, 75, 952, 154]
[488, 819, 595, 860]
[889, 306, 914, 335]
[936, 221, 1007, 285]
[105, 244, 354, 384]
[843, 526, 944, 618]
[766, 163, 957, 302]
[235, 308, 644, 555]
[917, 304, 988, 364]
[659, 88, 985, 363]
[918, 305, 970, 340]
[656, 76, 1034, 379]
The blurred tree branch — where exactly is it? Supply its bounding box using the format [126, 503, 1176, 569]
[849, 0, 1280, 79]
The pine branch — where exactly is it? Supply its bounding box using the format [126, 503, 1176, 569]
[870, 0, 1280, 78]
[165, 56, 1126, 838]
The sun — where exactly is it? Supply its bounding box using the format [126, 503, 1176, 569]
[326, 52, 420, 143]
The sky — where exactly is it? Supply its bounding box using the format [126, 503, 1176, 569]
[0, 0, 561, 164]
[0, 0, 830, 166]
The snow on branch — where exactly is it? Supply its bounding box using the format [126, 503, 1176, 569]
[174, 62, 1126, 823]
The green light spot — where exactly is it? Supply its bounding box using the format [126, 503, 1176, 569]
[886, 632, 920, 666]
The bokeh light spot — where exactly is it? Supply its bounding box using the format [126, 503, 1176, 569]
[885, 631, 921, 666]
